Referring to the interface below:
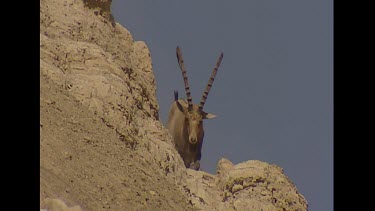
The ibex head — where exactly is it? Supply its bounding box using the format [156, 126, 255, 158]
[174, 91, 216, 144]
[174, 46, 223, 145]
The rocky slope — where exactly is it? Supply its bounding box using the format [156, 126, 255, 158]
[40, 0, 308, 210]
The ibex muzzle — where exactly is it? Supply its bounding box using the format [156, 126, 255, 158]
[167, 46, 223, 171]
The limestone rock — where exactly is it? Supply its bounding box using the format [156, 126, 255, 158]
[183, 160, 308, 211]
[42, 198, 82, 211]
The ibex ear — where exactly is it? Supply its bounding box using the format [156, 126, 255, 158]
[202, 111, 216, 119]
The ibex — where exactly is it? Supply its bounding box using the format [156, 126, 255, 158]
[167, 46, 224, 170]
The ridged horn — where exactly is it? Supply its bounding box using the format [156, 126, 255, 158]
[199, 52, 224, 110]
[176, 46, 193, 111]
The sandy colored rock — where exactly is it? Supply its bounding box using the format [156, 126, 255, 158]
[40, 0, 308, 210]
[183, 160, 307, 211]
[42, 198, 82, 211]
[40, 0, 191, 210]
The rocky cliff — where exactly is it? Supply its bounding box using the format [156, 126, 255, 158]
[40, 0, 308, 210]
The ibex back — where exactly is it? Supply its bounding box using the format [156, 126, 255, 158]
[167, 46, 224, 170]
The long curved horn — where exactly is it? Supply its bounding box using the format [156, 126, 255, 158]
[176, 46, 193, 111]
[199, 52, 224, 111]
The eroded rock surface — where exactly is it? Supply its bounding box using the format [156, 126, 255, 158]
[184, 159, 307, 210]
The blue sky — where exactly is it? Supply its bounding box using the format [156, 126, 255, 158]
[112, 1, 333, 210]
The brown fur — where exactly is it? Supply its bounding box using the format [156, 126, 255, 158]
[167, 98, 215, 170]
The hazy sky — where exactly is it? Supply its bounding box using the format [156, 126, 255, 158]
[112, 1, 333, 211]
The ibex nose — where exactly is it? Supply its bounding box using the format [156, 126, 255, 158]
[189, 137, 198, 144]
